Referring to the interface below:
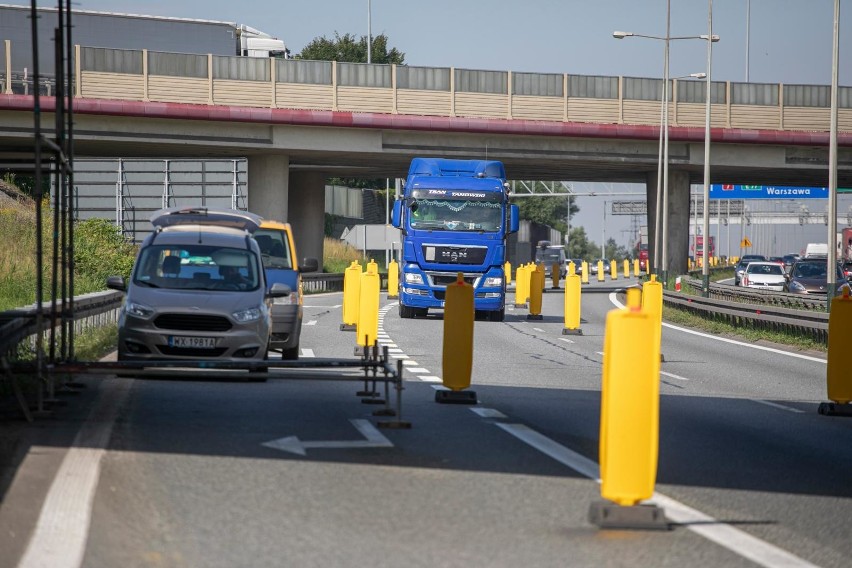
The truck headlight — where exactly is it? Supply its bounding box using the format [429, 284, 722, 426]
[125, 301, 154, 319]
[233, 306, 262, 323]
[482, 276, 503, 287]
[404, 272, 424, 284]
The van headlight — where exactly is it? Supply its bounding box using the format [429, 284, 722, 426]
[482, 276, 503, 287]
[125, 301, 154, 319]
[273, 291, 299, 305]
[233, 306, 262, 323]
[404, 272, 424, 284]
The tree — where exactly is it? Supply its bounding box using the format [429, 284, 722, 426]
[512, 191, 578, 234]
[296, 32, 405, 65]
[565, 226, 597, 260]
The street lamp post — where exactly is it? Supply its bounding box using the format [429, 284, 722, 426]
[613, 15, 719, 287]
[701, 0, 714, 298]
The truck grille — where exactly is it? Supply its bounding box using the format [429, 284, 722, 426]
[428, 273, 478, 287]
[422, 245, 487, 265]
[154, 314, 232, 332]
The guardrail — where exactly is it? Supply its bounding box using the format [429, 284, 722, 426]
[681, 275, 827, 311]
[0, 273, 388, 359]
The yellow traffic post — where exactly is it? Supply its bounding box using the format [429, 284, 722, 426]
[551, 262, 561, 289]
[819, 287, 852, 416]
[340, 260, 361, 331]
[562, 267, 582, 335]
[514, 264, 529, 308]
[590, 287, 665, 529]
[609, 260, 618, 281]
[356, 260, 380, 350]
[504, 260, 512, 286]
[581, 260, 589, 284]
[642, 274, 664, 363]
[536, 262, 546, 293]
[622, 259, 630, 279]
[437, 273, 477, 404]
[567, 260, 576, 278]
[528, 265, 544, 320]
[632, 259, 639, 277]
[596, 260, 604, 282]
[387, 259, 399, 299]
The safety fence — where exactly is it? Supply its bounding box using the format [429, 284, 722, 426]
[681, 275, 827, 311]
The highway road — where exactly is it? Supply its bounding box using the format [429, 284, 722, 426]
[2, 277, 850, 568]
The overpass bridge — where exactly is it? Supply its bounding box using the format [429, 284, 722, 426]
[2, 40, 852, 272]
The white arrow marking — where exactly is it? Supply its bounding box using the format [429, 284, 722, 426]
[262, 419, 393, 456]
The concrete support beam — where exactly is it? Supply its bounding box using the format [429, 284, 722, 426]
[289, 171, 326, 266]
[247, 154, 289, 221]
[666, 170, 691, 276]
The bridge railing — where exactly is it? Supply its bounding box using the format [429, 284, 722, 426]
[3, 39, 851, 133]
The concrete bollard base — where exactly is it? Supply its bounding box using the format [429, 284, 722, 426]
[588, 500, 669, 531]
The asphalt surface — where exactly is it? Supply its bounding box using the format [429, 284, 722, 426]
[1, 276, 850, 568]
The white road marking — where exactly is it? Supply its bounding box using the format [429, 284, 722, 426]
[607, 292, 827, 364]
[379, 343, 398, 348]
[300, 348, 315, 358]
[660, 370, 690, 381]
[496, 423, 819, 568]
[262, 419, 393, 456]
[387, 348, 403, 353]
[751, 399, 805, 414]
[406, 368, 429, 373]
[305, 320, 317, 326]
[419, 376, 442, 382]
[304, 304, 342, 308]
[470, 408, 507, 419]
[595, 351, 604, 356]
[558, 337, 575, 344]
[18, 380, 131, 568]
[402, 360, 418, 366]
[431, 385, 450, 391]
[533, 327, 545, 332]
[391, 354, 409, 359]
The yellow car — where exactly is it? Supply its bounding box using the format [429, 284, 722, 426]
[253, 220, 318, 359]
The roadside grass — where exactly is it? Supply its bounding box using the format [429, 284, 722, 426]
[323, 237, 364, 273]
[663, 304, 826, 353]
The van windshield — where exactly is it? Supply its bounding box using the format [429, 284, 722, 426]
[536, 249, 564, 263]
[134, 245, 261, 291]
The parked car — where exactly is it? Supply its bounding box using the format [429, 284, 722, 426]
[107, 207, 291, 371]
[254, 220, 319, 360]
[741, 261, 786, 291]
[785, 259, 849, 295]
[734, 254, 767, 286]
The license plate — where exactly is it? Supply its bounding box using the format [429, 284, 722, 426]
[169, 336, 217, 349]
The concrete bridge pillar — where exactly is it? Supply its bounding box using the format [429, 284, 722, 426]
[288, 171, 326, 267]
[247, 154, 289, 221]
[666, 170, 691, 276]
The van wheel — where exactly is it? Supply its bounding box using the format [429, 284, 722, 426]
[399, 303, 415, 318]
[488, 308, 505, 322]
[282, 345, 300, 360]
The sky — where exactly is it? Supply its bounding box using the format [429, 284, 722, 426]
[10, 0, 852, 251]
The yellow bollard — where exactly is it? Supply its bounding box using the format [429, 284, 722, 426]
[623, 259, 630, 279]
[598, 288, 661, 509]
[514, 264, 529, 307]
[341, 260, 362, 331]
[387, 259, 399, 299]
[356, 260, 380, 348]
[610, 259, 618, 281]
[438, 273, 477, 404]
[642, 274, 664, 363]
[596, 260, 604, 282]
[567, 261, 576, 278]
[581, 260, 589, 285]
[563, 270, 582, 335]
[820, 287, 852, 414]
[633, 259, 639, 277]
[504, 260, 512, 286]
[528, 265, 544, 320]
[551, 261, 561, 289]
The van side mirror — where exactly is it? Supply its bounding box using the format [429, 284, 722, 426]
[268, 282, 291, 298]
[300, 257, 319, 273]
[106, 276, 126, 292]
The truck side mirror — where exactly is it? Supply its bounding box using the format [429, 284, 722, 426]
[509, 204, 520, 234]
[392, 200, 402, 228]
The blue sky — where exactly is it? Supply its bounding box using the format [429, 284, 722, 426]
[11, 0, 849, 250]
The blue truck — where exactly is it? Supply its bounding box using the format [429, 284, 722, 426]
[391, 158, 519, 321]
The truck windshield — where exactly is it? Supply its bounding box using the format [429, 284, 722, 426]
[536, 250, 563, 263]
[410, 198, 502, 232]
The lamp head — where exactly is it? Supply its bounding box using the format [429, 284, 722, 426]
[612, 31, 632, 39]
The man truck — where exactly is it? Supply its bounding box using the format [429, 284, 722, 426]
[391, 158, 520, 321]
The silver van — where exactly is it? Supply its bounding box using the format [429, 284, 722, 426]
[107, 207, 291, 368]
